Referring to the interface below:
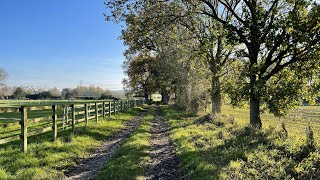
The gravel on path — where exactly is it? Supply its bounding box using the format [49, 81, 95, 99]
[144, 106, 183, 180]
[64, 110, 148, 180]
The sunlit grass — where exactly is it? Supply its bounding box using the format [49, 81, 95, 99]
[222, 105, 320, 145]
[0, 108, 142, 180]
[163, 105, 320, 179]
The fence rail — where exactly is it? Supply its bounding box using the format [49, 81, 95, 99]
[0, 99, 144, 152]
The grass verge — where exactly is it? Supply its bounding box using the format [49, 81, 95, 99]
[95, 108, 154, 180]
[163, 105, 320, 179]
[0, 107, 143, 180]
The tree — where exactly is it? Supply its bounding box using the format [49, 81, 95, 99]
[107, 0, 320, 127]
[0, 68, 8, 99]
[101, 89, 113, 99]
[14, 87, 26, 100]
[188, 15, 236, 114]
[106, 1, 213, 110]
[61, 88, 73, 99]
[0, 68, 7, 87]
[49, 87, 61, 98]
[106, 0, 237, 113]
[0, 86, 10, 99]
[185, 0, 320, 127]
[123, 53, 158, 101]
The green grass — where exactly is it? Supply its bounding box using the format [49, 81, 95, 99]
[221, 105, 320, 145]
[0, 100, 126, 139]
[0, 99, 115, 107]
[163, 105, 320, 179]
[0, 107, 142, 180]
[95, 108, 154, 180]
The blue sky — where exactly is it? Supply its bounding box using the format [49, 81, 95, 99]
[0, 0, 126, 90]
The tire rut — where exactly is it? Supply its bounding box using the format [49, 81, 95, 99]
[64, 109, 148, 180]
[144, 106, 183, 180]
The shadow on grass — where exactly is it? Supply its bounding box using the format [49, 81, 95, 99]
[0, 107, 144, 178]
[167, 109, 319, 179]
[175, 126, 277, 179]
[95, 144, 149, 180]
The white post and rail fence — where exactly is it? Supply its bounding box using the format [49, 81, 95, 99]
[0, 99, 144, 153]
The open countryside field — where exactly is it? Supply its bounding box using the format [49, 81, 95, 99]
[0, 106, 145, 179]
[0, 99, 142, 144]
[222, 105, 320, 144]
[1, 0, 319, 179]
[0, 102, 319, 179]
[164, 105, 320, 179]
[0, 99, 116, 107]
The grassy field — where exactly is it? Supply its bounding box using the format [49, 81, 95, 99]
[0, 99, 141, 141]
[0, 107, 143, 180]
[1, 101, 319, 179]
[163, 105, 320, 179]
[0, 99, 115, 107]
[0, 100, 112, 141]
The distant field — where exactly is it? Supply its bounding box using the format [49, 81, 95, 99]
[0, 99, 115, 107]
[0, 99, 139, 141]
[221, 105, 320, 144]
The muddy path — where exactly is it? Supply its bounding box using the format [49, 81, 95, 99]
[64, 110, 148, 180]
[144, 106, 183, 180]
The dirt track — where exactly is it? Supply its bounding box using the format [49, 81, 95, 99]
[64, 110, 147, 180]
[143, 106, 183, 180]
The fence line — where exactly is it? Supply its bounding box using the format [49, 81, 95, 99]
[0, 99, 144, 152]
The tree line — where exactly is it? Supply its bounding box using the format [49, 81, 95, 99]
[0, 69, 114, 100]
[0, 85, 114, 100]
[106, 0, 320, 127]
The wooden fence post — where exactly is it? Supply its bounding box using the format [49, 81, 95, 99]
[52, 105, 57, 142]
[85, 104, 88, 127]
[102, 102, 106, 119]
[20, 106, 28, 153]
[95, 103, 98, 123]
[62, 105, 65, 130]
[116, 101, 119, 114]
[108, 101, 111, 117]
[71, 104, 75, 132]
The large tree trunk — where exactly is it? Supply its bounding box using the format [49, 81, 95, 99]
[249, 74, 262, 128]
[250, 95, 261, 127]
[248, 35, 262, 127]
[211, 76, 221, 114]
